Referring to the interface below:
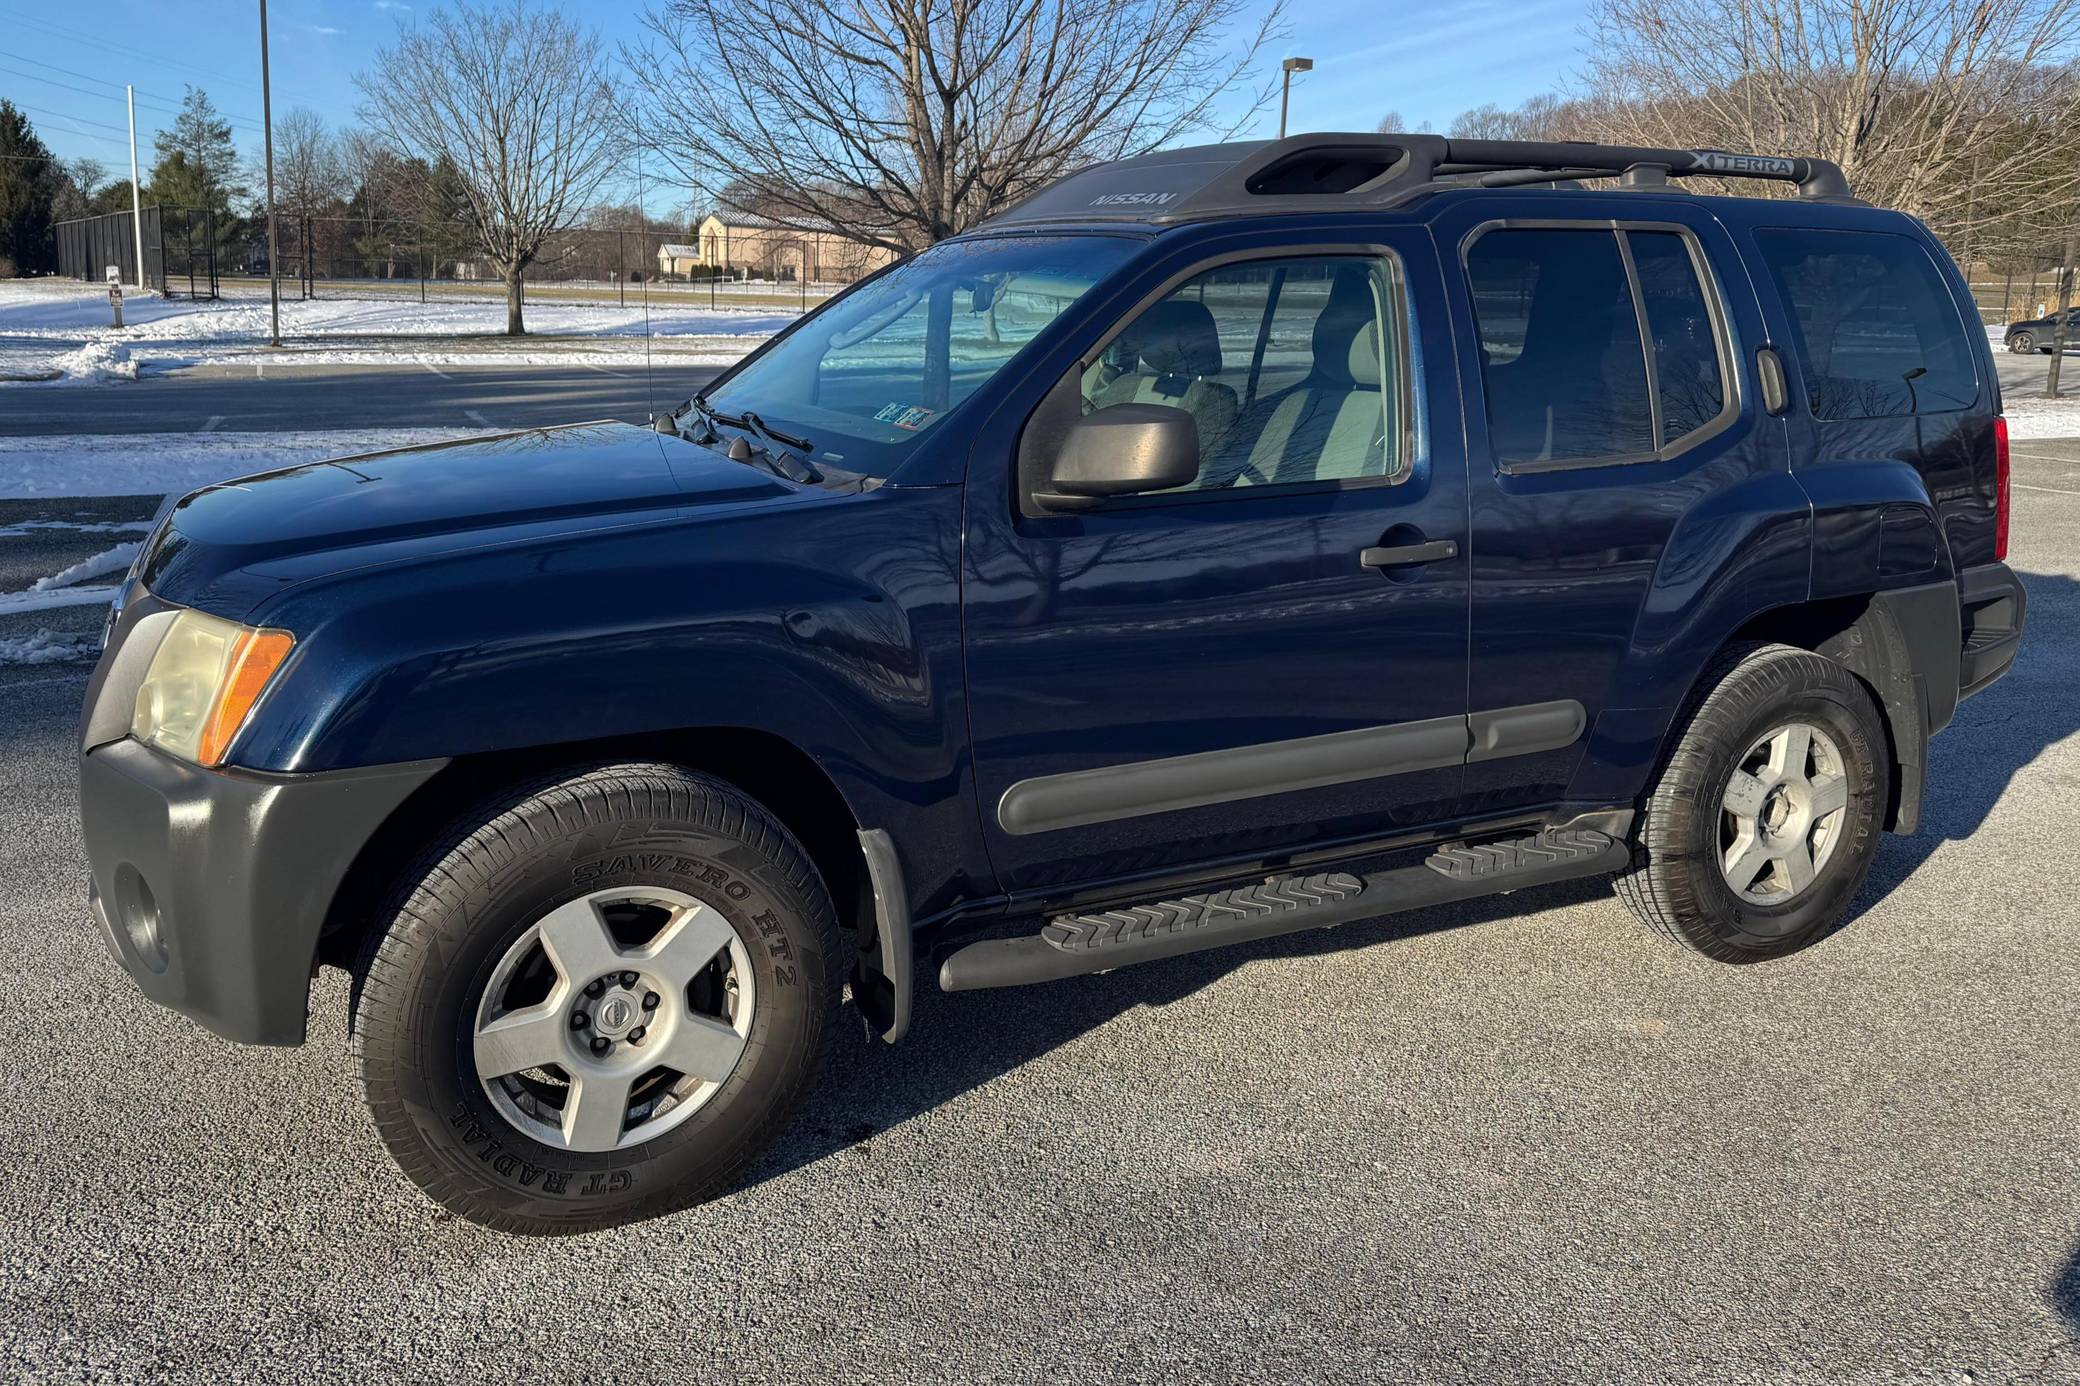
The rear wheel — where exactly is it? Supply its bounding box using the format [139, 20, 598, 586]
[351, 762, 839, 1234]
[2009, 330, 2036, 353]
[1614, 644, 1885, 962]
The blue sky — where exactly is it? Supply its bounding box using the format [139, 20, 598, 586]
[2, 0, 1594, 197]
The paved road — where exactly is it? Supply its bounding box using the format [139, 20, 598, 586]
[2, 360, 725, 437]
[0, 453, 2077, 1382]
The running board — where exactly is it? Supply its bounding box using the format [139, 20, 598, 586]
[937, 829, 1625, 993]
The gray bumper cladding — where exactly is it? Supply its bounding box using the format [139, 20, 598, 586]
[79, 739, 446, 1045]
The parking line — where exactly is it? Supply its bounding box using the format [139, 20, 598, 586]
[422, 362, 452, 379]
[198, 416, 223, 432]
[584, 362, 632, 378]
[2013, 481, 2080, 496]
[465, 409, 492, 428]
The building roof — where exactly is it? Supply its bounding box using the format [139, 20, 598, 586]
[658, 243, 699, 258]
[704, 209, 853, 236]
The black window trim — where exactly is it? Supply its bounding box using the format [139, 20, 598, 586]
[1459, 217, 1744, 477]
[1018, 241, 1426, 516]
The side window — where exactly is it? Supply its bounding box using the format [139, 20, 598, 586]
[1631, 232, 1727, 441]
[1465, 226, 1732, 468]
[1752, 228, 1977, 420]
[1079, 254, 1420, 493]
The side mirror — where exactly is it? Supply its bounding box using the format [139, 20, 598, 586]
[1034, 403, 1200, 512]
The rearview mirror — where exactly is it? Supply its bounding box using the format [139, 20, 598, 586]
[1034, 403, 1200, 512]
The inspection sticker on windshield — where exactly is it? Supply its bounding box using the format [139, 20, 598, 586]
[875, 403, 937, 431]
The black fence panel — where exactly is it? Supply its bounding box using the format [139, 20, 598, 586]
[54, 208, 165, 291]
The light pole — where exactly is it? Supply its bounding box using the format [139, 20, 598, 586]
[259, 0, 282, 348]
[1279, 57, 1314, 139]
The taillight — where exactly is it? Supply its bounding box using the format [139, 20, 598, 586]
[1994, 415, 2011, 561]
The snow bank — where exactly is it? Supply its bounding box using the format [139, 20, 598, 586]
[0, 428, 477, 498]
[42, 340, 139, 385]
[31, 542, 142, 592]
[0, 629, 102, 666]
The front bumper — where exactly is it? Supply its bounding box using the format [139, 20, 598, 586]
[80, 738, 444, 1045]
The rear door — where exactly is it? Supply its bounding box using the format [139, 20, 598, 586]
[958, 226, 1472, 896]
[1431, 197, 1807, 814]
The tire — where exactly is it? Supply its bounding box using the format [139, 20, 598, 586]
[2009, 331, 2035, 353]
[1613, 643, 1886, 963]
[351, 762, 841, 1234]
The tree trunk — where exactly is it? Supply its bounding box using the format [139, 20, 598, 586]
[505, 269, 526, 336]
[2048, 227, 2077, 399]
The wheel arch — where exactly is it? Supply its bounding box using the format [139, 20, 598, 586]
[317, 726, 870, 973]
[1721, 587, 1951, 834]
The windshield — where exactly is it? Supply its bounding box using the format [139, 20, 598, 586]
[697, 234, 1138, 477]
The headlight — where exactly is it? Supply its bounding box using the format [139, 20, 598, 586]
[130, 610, 295, 768]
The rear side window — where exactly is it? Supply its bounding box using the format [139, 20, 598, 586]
[1465, 226, 1731, 469]
[1752, 228, 1978, 420]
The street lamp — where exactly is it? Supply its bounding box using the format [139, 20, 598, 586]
[1279, 57, 1314, 139]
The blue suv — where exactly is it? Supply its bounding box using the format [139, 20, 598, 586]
[79, 135, 2026, 1232]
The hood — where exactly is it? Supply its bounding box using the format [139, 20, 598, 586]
[138, 421, 798, 611]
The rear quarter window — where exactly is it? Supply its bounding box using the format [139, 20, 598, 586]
[1752, 227, 1978, 420]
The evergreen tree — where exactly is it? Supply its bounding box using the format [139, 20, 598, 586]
[150, 87, 247, 216]
[0, 101, 63, 275]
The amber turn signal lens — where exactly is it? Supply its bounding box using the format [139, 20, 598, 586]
[195, 627, 295, 767]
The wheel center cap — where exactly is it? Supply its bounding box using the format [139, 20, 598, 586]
[592, 989, 641, 1039]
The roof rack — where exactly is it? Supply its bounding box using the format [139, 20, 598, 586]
[982, 133, 1857, 230]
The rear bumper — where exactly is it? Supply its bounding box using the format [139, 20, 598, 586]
[80, 738, 444, 1045]
[1958, 561, 2026, 701]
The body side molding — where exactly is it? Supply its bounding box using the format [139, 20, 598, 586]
[995, 699, 1587, 835]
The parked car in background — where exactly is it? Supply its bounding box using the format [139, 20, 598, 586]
[2003, 308, 2077, 353]
[79, 134, 2024, 1234]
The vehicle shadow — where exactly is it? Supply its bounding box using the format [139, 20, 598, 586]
[741, 873, 1614, 1190]
[738, 568, 2077, 1200]
[1852, 567, 2078, 911]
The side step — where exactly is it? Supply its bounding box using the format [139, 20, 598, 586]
[938, 828, 1626, 993]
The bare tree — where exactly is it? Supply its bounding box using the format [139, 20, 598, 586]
[274, 109, 347, 218]
[622, 0, 1287, 256]
[1448, 94, 1575, 141]
[357, 1, 623, 334]
[1579, 0, 2080, 241]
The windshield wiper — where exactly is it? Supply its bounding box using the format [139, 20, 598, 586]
[685, 395, 820, 482]
[740, 411, 814, 455]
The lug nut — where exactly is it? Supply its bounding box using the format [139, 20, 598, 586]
[590, 1036, 611, 1056]
[585, 978, 607, 998]
[570, 1012, 589, 1030]
[641, 991, 660, 1011]
[620, 970, 639, 988]
[627, 1025, 646, 1044]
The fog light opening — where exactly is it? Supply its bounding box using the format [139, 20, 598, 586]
[113, 865, 168, 974]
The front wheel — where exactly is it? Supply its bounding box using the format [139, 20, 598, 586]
[351, 763, 840, 1233]
[1614, 644, 1886, 963]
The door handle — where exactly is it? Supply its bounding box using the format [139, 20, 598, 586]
[1360, 538, 1458, 570]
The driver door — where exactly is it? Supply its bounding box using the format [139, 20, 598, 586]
[960, 231, 1475, 896]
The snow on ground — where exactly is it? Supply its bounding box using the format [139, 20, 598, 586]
[31, 542, 140, 591]
[0, 279, 787, 381]
[0, 428, 477, 498]
[0, 629, 102, 665]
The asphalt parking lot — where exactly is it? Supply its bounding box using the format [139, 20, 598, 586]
[1, 451, 2077, 1384]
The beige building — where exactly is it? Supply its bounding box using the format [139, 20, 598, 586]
[688, 211, 899, 284]
[656, 243, 702, 277]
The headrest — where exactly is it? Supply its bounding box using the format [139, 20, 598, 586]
[1119, 298, 1223, 378]
[1311, 266, 1383, 388]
